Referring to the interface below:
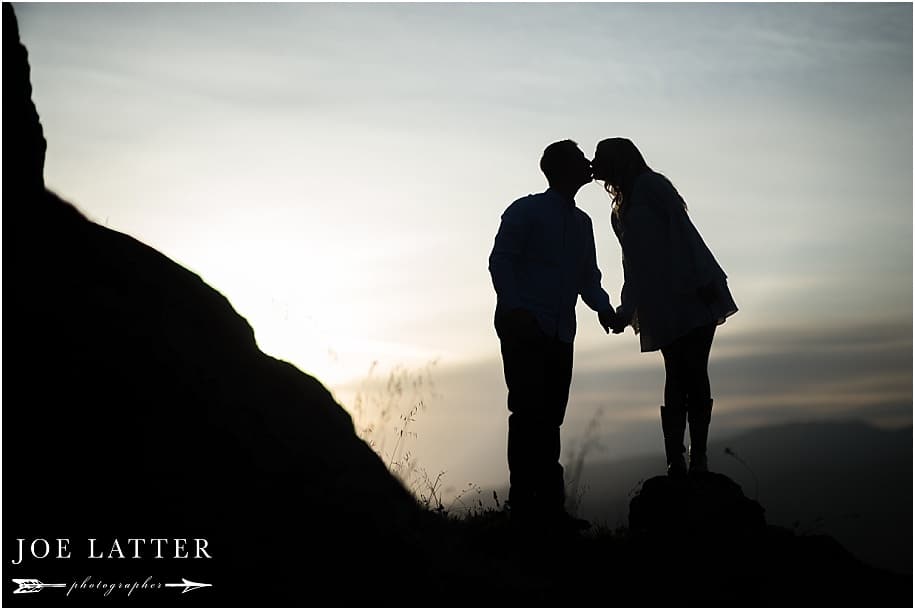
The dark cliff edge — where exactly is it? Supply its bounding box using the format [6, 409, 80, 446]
[3, 5, 427, 606]
[3, 5, 910, 606]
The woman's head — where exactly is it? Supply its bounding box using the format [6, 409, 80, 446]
[592, 138, 650, 216]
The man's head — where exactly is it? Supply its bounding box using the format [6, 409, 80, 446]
[540, 140, 592, 192]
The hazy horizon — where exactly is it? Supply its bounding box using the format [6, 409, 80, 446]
[16, 3, 912, 493]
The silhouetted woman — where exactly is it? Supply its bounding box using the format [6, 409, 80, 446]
[592, 138, 737, 476]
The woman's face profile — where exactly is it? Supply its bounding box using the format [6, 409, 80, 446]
[591, 147, 618, 185]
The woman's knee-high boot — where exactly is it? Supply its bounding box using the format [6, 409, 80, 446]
[688, 399, 713, 474]
[660, 405, 687, 477]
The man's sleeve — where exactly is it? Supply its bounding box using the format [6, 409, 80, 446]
[488, 202, 525, 311]
[579, 216, 613, 313]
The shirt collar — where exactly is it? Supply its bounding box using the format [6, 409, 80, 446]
[545, 187, 576, 207]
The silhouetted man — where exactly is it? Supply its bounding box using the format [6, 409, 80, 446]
[489, 140, 615, 530]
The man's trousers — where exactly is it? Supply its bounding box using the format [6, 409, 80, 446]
[496, 311, 573, 517]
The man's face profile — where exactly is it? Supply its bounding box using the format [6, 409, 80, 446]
[561, 145, 593, 187]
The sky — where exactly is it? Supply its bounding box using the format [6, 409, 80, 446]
[16, 3, 912, 496]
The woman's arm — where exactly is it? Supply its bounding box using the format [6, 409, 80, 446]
[615, 203, 666, 327]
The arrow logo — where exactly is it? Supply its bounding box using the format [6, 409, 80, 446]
[164, 578, 212, 594]
[12, 579, 66, 594]
[13, 577, 212, 595]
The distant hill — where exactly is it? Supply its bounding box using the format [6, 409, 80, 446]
[573, 420, 913, 574]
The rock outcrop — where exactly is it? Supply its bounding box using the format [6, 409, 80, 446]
[629, 472, 767, 536]
[621, 472, 908, 606]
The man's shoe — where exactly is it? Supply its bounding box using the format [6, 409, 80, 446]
[555, 511, 591, 531]
[508, 502, 535, 525]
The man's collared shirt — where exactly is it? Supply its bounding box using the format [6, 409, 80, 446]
[489, 188, 612, 343]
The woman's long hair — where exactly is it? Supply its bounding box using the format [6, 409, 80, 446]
[596, 138, 657, 223]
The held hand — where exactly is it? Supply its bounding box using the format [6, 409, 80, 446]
[598, 309, 615, 335]
[610, 311, 628, 334]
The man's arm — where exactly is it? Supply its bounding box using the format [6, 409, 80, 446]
[579, 216, 614, 311]
[488, 201, 526, 311]
[578, 216, 615, 333]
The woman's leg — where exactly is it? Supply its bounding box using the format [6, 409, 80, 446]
[660, 341, 690, 475]
[685, 324, 715, 405]
[684, 324, 716, 473]
[662, 339, 690, 411]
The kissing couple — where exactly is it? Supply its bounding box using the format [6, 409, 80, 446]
[489, 138, 738, 531]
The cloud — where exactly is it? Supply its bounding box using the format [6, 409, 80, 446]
[346, 318, 912, 491]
